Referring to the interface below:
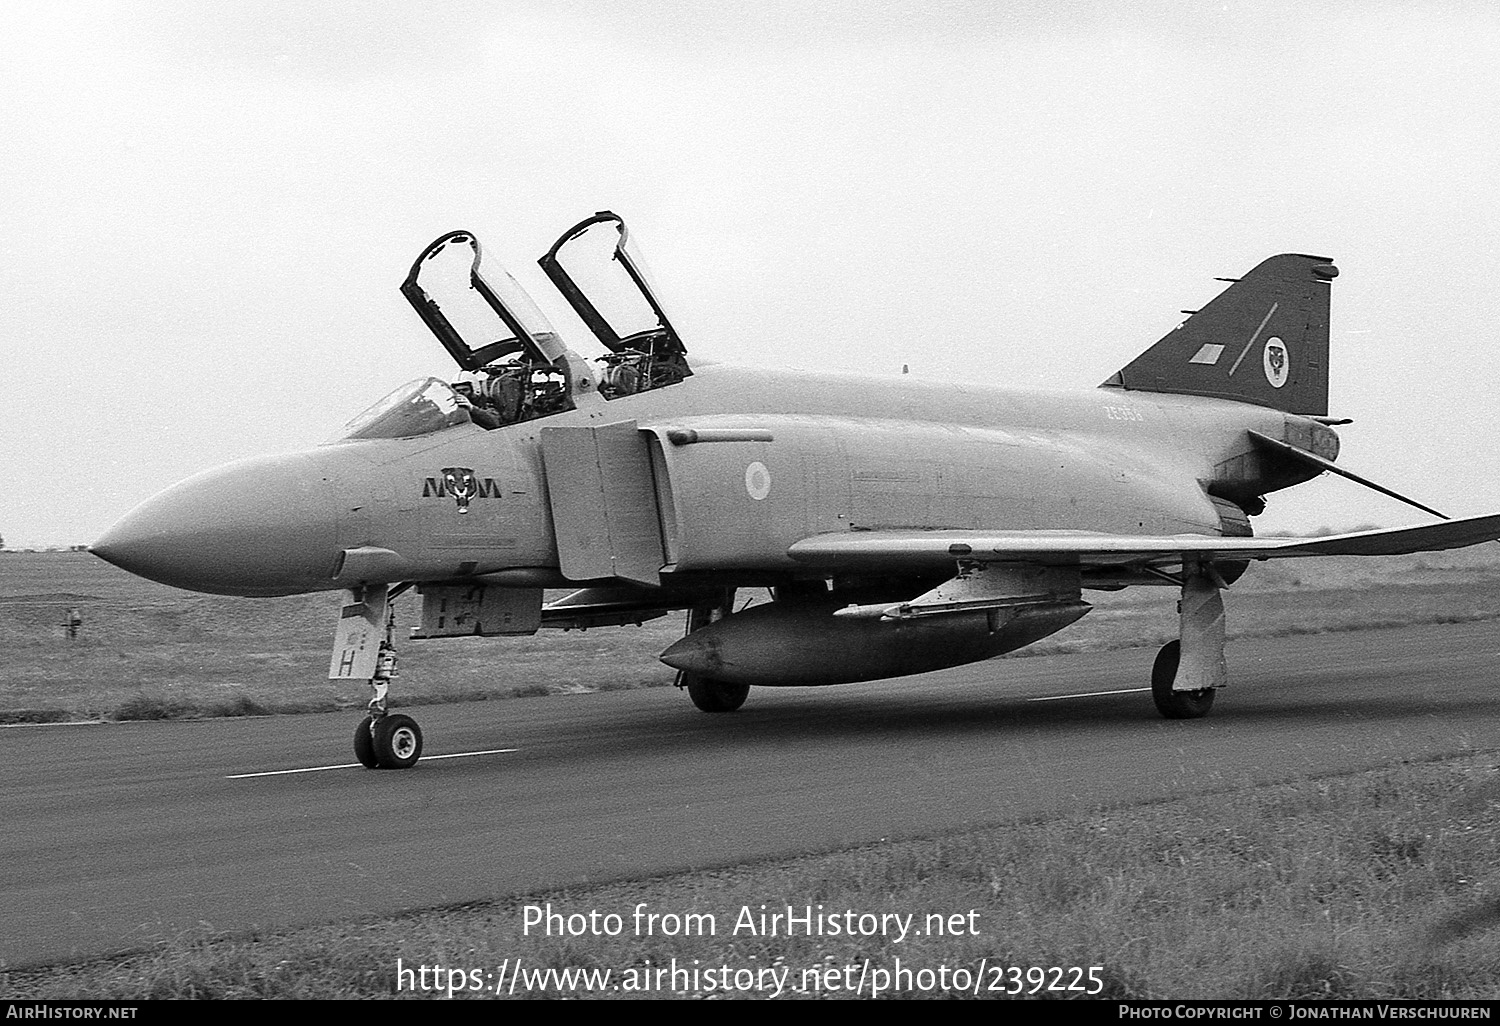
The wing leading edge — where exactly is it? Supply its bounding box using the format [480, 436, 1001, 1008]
[786, 514, 1500, 573]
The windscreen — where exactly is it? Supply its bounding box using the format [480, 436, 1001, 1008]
[335, 378, 472, 440]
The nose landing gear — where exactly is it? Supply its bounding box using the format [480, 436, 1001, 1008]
[331, 585, 424, 769]
[353, 639, 425, 768]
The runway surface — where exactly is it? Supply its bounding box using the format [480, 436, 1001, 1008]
[3, 621, 1498, 968]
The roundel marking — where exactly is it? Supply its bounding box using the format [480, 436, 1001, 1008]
[744, 461, 772, 501]
[1262, 336, 1289, 389]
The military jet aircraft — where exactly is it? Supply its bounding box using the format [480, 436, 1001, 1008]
[92, 213, 1500, 769]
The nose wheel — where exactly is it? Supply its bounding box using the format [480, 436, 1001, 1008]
[354, 716, 379, 768]
[354, 641, 424, 769]
[356, 712, 423, 769]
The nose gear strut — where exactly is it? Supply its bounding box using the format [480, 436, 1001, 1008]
[333, 585, 424, 769]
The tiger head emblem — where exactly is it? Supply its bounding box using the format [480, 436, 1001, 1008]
[441, 467, 478, 514]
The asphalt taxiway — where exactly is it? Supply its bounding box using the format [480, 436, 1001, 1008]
[3, 621, 1497, 968]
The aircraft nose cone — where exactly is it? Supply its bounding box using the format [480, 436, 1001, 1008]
[92, 453, 340, 596]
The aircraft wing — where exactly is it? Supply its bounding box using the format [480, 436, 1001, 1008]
[786, 513, 1500, 573]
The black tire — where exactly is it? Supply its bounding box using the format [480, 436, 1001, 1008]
[354, 715, 379, 768]
[371, 713, 423, 769]
[685, 675, 750, 713]
[1151, 640, 1215, 719]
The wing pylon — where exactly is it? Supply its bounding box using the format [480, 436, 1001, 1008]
[833, 562, 1083, 621]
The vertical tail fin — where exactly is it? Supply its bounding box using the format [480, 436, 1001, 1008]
[1101, 253, 1338, 416]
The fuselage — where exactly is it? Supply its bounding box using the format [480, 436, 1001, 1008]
[91, 362, 1326, 597]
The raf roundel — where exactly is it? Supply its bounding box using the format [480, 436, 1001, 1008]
[1262, 336, 1289, 389]
[744, 461, 772, 501]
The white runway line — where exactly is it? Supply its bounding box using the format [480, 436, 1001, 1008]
[226, 748, 519, 778]
[419, 748, 520, 762]
[1028, 687, 1149, 702]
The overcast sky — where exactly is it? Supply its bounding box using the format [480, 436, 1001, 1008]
[4, 1, 1500, 548]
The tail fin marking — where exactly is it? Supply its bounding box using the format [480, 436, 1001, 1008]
[1102, 253, 1337, 416]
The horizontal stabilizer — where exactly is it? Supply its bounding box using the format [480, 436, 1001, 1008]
[1247, 430, 1448, 519]
[787, 514, 1500, 573]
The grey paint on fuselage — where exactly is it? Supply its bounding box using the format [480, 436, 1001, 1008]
[97, 360, 1313, 597]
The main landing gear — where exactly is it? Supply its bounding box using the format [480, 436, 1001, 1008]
[1151, 560, 1225, 720]
[686, 677, 750, 713]
[676, 589, 748, 713]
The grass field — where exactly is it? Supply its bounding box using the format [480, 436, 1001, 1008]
[5, 547, 1500, 723]
[0, 551, 684, 721]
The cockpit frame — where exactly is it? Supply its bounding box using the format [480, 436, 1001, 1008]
[400, 230, 593, 428]
[395, 215, 695, 432]
[401, 231, 553, 372]
[539, 212, 687, 359]
[540, 212, 691, 400]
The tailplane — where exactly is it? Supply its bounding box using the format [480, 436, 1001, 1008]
[1101, 253, 1337, 416]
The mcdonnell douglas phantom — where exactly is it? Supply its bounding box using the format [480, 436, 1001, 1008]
[92, 213, 1500, 768]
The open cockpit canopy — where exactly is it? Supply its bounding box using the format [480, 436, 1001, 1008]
[394, 215, 695, 432]
[540, 211, 691, 399]
[400, 230, 585, 427]
[401, 231, 563, 372]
